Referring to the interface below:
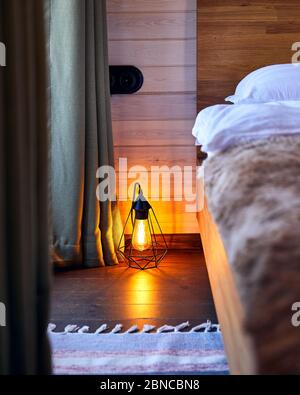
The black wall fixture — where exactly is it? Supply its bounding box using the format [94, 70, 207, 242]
[109, 66, 144, 95]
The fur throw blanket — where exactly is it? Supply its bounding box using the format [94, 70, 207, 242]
[204, 135, 300, 374]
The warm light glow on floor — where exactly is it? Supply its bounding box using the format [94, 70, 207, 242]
[126, 271, 156, 305]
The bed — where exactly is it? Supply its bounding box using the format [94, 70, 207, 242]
[197, 135, 300, 374]
[196, 1, 300, 374]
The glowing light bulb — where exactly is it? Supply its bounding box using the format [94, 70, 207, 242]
[132, 219, 152, 252]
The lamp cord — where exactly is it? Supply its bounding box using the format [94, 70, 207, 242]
[131, 182, 141, 227]
[132, 182, 141, 203]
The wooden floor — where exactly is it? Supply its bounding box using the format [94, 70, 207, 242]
[50, 249, 217, 332]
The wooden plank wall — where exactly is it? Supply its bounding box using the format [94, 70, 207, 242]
[197, 0, 300, 110]
[107, 0, 198, 233]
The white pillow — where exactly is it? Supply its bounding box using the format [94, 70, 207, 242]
[192, 101, 300, 152]
[225, 64, 300, 104]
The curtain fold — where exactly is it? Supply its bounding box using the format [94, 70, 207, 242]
[49, 0, 122, 268]
[0, 0, 51, 374]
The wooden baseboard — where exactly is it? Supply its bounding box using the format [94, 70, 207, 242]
[156, 233, 202, 250]
[124, 233, 202, 250]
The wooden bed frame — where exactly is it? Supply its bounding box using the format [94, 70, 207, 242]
[196, 0, 300, 374]
[197, 193, 256, 374]
[197, 151, 256, 374]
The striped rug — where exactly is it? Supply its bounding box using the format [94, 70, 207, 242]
[49, 323, 229, 375]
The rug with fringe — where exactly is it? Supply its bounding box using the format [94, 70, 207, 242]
[49, 321, 229, 375]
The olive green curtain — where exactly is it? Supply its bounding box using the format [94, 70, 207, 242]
[0, 0, 51, 374]
[49, 0, 122, 268]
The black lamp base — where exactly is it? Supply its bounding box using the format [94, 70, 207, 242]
[118, 239, 167, 270]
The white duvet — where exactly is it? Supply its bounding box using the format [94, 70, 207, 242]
[192, 101, 300, 153]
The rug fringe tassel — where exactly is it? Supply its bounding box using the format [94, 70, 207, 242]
[141, 324, 156, 333]
[95, 324, 108, 334]
[48, 320, 221, 334]
[64, 325, 80, 333]
[111, 324, 123, 334]
[78, 326, 89, 334]
[125, 325, 139, 334]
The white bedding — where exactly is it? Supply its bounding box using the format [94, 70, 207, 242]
[192, 101, 300, 153]
[225, 64, 300, 104]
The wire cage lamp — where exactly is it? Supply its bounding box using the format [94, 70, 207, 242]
[118, 183, 168, 270]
